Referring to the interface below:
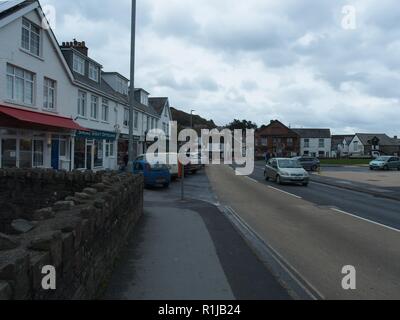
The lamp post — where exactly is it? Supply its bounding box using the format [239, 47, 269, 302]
[128, 0, 136, 172]
[190, 110, 195, 129]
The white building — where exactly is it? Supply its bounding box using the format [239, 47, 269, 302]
[0, 0, 173, 171]
[292, 129, 332, 158]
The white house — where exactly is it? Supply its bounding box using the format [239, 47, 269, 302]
[0, 0, 173, 171]
[292, 129, 332, 158]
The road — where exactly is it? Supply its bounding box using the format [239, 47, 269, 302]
[207, 164, 400, 299]
[246, 162, 400, 231]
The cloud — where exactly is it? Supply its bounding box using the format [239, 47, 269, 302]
[41, 0, 400, 136]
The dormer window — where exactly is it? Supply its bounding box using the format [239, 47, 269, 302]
[89, 63, 99, 82]
[116, 77, 128, 95]
[140, 92, 148, 106]
[73, 54, 85, 75]
[21, 18, 40, 56]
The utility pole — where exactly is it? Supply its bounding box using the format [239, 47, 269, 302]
[128, 0, 136, 172]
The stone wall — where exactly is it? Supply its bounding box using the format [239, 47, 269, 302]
[0, 169, 144, 300]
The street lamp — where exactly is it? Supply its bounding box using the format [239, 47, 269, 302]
[190, 110, 195, 129]
[128, 0, 136, 172]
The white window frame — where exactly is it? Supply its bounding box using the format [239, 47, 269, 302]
[77, 90, 87, 117]
[89, 63, 99, 82]
[101, 99, 109, 122]
[90, 95, 99, 120]
[21, 18, 41, 56]
[6, 64, 35, 106]
[43, 77, 56, 110]
[73, 54, 85, 75]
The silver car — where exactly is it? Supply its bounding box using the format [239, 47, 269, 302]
[265, 158, 310, 186]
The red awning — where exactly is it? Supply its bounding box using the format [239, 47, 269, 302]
[0, 105, 88, 131]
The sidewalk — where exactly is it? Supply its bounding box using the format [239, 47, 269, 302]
[103, 171, 291, 300]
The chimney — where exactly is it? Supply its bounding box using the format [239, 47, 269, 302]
[61, 39, 88, 56]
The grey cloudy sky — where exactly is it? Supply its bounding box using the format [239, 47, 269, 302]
[42, 0, 400, 135]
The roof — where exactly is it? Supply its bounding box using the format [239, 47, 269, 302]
[102, 72, 129, 82]
[355, 133, 399, 146]
[0, 0, 26, 17]
[292, 128, 331, 139]
[0, 104, 88, 131]
[148, 97, 168, 115]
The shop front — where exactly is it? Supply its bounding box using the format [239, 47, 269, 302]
[74, 130, 117, 171]
[0, 105, 86, 170]
[118, 134, 141, 168]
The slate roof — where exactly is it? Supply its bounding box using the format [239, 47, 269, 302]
[292, 128, 331, 139]
[148, 97, 168, 116]
[0, 0, 30, 19]
[356, 133, 399, 146]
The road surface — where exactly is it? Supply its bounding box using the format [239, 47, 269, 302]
[207, 164, 400, 299]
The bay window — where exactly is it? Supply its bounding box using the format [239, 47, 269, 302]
[43, 78, 56, 110]
[6, 64, 35, 105]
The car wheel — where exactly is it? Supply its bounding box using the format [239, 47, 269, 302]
[276, 175, 282, 185]
[311, 165, 317, 172]
[264, 172, 270, 181]
[384, 165, 389, 171]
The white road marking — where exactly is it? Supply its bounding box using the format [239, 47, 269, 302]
[330, 208, 400, 233]
[246, 177, 259, 184]
[268, 186, 303, 199]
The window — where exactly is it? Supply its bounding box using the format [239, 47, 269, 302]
[101, 99, 109, 122]
[73, 54, 85, 75]
[19, 139, 32, 168]
[141, 92, 148, 106]
[59, 140, 68, 157]
[116, 77, 128, 95]
[33, 140, 44, 167]
[43, 78, 56, 110]
[319, 139, 325, 148]
[21, 19, 40, 56]
[90, 95, 98, 119]
[77, 91, 87, 117]
[74, 138, 86, 170]
[94, 140, 103, 168]
[261, 137, 268, 146]
[89, 63, 99, 82]
[304, 139, 310, 148]
[105, 140, 115, 157]
[6, 64, 35, 105]
[123, 108, 129, 127]
[134, 111, 139, 129]
[287, 138, 294, 147]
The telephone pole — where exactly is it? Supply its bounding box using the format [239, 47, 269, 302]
[128, 0, 136, 172]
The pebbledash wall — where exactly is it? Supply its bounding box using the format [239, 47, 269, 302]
[0, 169, 143, 300]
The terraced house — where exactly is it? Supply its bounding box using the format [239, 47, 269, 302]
[0, 0, 172, 171]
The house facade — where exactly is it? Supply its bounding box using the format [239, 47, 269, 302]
[292, 129, 332, 158]
[255, 120, 300, 158]
[349, 134, 400, 156]
[0, 0, 173, 171]
[331, 135, 355, 158]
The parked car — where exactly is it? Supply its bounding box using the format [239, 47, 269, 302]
[292, 156, 320, 171]
[369, 156, 400, 171]
[136, 153, 179, 180]
[132, 159, 171, 188]
[265, 158, 310, 186]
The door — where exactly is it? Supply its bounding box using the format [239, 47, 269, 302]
[1, 139, 17, 168]
[51, 139, 60, 170]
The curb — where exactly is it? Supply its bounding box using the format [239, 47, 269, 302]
[311, 177, 400, 202]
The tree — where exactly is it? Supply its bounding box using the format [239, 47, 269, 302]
[225, 119, 258, 131]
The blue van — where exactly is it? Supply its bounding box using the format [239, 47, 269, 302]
[133, 159, 171, 188]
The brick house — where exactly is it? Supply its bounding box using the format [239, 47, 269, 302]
[255, 120, 300, 158]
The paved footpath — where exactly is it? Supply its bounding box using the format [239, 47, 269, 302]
[103, 171, 291, 300]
